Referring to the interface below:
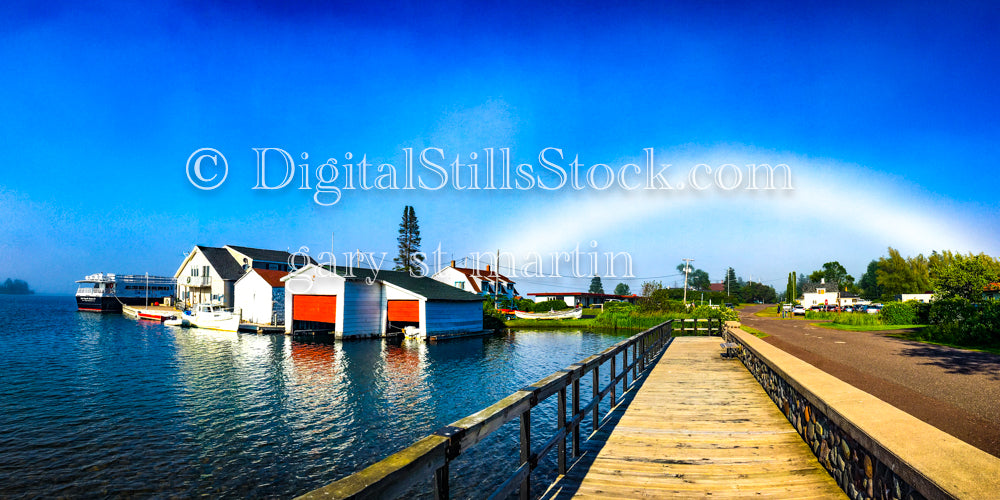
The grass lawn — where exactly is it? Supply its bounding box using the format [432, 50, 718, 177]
[813, 323, 928, 332]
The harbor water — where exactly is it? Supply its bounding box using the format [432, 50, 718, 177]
[0, 295, 632, 498]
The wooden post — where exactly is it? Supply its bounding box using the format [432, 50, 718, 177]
[520, 409, 531, 500]
[572, 377, 580, 457]
[434, 463, 449, 500]
[592, 365, 600, 434]
[610, 354, 617, 405]
[622, 347, 628, 388]
[632, 342, 637, 380]
[558, 386, 567, 474]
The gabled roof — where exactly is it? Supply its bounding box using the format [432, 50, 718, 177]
[237, 268, 288, 288]
[332, 266, 484, 302]
[198, 246, 244, 281]
[226, 245, 315, 267]
[453, 266, 515, 284]
[801, 282, 839, 294]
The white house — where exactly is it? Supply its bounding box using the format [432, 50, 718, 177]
[234, 268, 287, 325]
[800, 280, 839, 308]
[283, 264, 484, 338]
[431, 261, 519, 301]
[175, 245, 314, 309]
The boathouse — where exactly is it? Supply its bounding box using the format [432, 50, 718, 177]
[282, 265, 484, 338]
[233, 268, 287, 325]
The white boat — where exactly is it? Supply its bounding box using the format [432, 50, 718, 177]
[185, 304, 240, 332]
[513, 307, 583, 320]
[164, 315, 190, 327]
[403, 326, 423, 338]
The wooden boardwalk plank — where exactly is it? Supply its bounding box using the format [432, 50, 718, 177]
[542, 336, 844, 499]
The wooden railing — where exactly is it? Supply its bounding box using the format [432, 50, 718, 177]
[296, 318, 722, 500]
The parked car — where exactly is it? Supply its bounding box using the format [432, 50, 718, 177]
[824, 305, 840, 312]
[792, 305, 805, 316]
[854, 305, 868, 313]
[842, 306, 854, 313]
[809, 305, 825, 312]
[866, 304, 882, 314]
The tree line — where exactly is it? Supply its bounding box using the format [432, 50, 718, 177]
[0, 278, 33, 295]
[798, 247, 1000, 302]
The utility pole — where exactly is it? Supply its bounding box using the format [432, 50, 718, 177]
[682, 258, 694, 306]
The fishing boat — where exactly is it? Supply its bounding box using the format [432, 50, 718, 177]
[185, 303, 240, 332]
[513, 307, 583, 320]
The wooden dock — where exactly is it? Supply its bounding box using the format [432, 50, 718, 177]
[541, 336, 844, 499]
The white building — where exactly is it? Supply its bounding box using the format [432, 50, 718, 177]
[800, 280, 839, 308]
[283, 265, 484, 338]
[899, 293, 935, 303]
[431, 261, 519, 301]
[234, 268, 287, 325]
[175, 245, 314, 309]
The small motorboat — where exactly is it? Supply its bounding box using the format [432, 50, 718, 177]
[513, 307, 583, 320]
[186, 304, 240, 332]
[403, 326, 423, 338]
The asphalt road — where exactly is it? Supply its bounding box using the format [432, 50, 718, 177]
[739, 304, 1000, 458]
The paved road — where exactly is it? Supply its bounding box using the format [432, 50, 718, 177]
[739, 304, 1000, 458]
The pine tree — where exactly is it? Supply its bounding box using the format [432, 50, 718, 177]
[393, 205, 423, 275]
[589, 276, 604, 294]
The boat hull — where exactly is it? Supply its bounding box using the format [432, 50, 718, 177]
[76, 295, 172, 313]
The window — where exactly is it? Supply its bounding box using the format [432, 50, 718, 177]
[191, 267, 199, 277]
[203, 265, 210, 277]
[454, 281, 464, 289]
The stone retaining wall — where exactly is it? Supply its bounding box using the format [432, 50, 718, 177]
[723, 322, 1000, 500]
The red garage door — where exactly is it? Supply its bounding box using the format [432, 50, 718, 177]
[293, 295, 337, 323]
[387, 300, 419, 322]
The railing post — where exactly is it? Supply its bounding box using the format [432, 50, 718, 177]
[632, 342, 637, 380]
[592, 365, 600, 434]
[622, 347, 628, 388]
[558, 386, 567, 474]
[610, 353, 617, 405]
[434, 463, 449, 500]
[572, 376, 580, 457]
[520, 408, 531, 500]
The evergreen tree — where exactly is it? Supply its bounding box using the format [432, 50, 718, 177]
[392, 205, 423, 275]
[723, 267, 740, 296]
[613, 282, 630, 295]
[858, 260, 882, 300]
[589, 276, 604, 294]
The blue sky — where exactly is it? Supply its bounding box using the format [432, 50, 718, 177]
[1, 1, 998, 294]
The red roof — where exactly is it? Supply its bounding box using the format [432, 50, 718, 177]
[449, 266, 515, 293]
[985, 282, 1000, 291]
[253, 268, 289, 288]
[709, 283, 725, 292]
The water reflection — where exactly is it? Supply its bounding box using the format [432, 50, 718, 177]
[0, 296, 632, 498]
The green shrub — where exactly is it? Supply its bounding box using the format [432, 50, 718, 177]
[516, 298, 535, 311]
[923, 298, 1000, 347]
[879, 301, 918, 325]
[532, 300, 569, 312]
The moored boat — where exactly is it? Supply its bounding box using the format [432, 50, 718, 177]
[186, 303, 240, 332]
[512, 307, 583, 320]
[76, 273, 176, 312]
